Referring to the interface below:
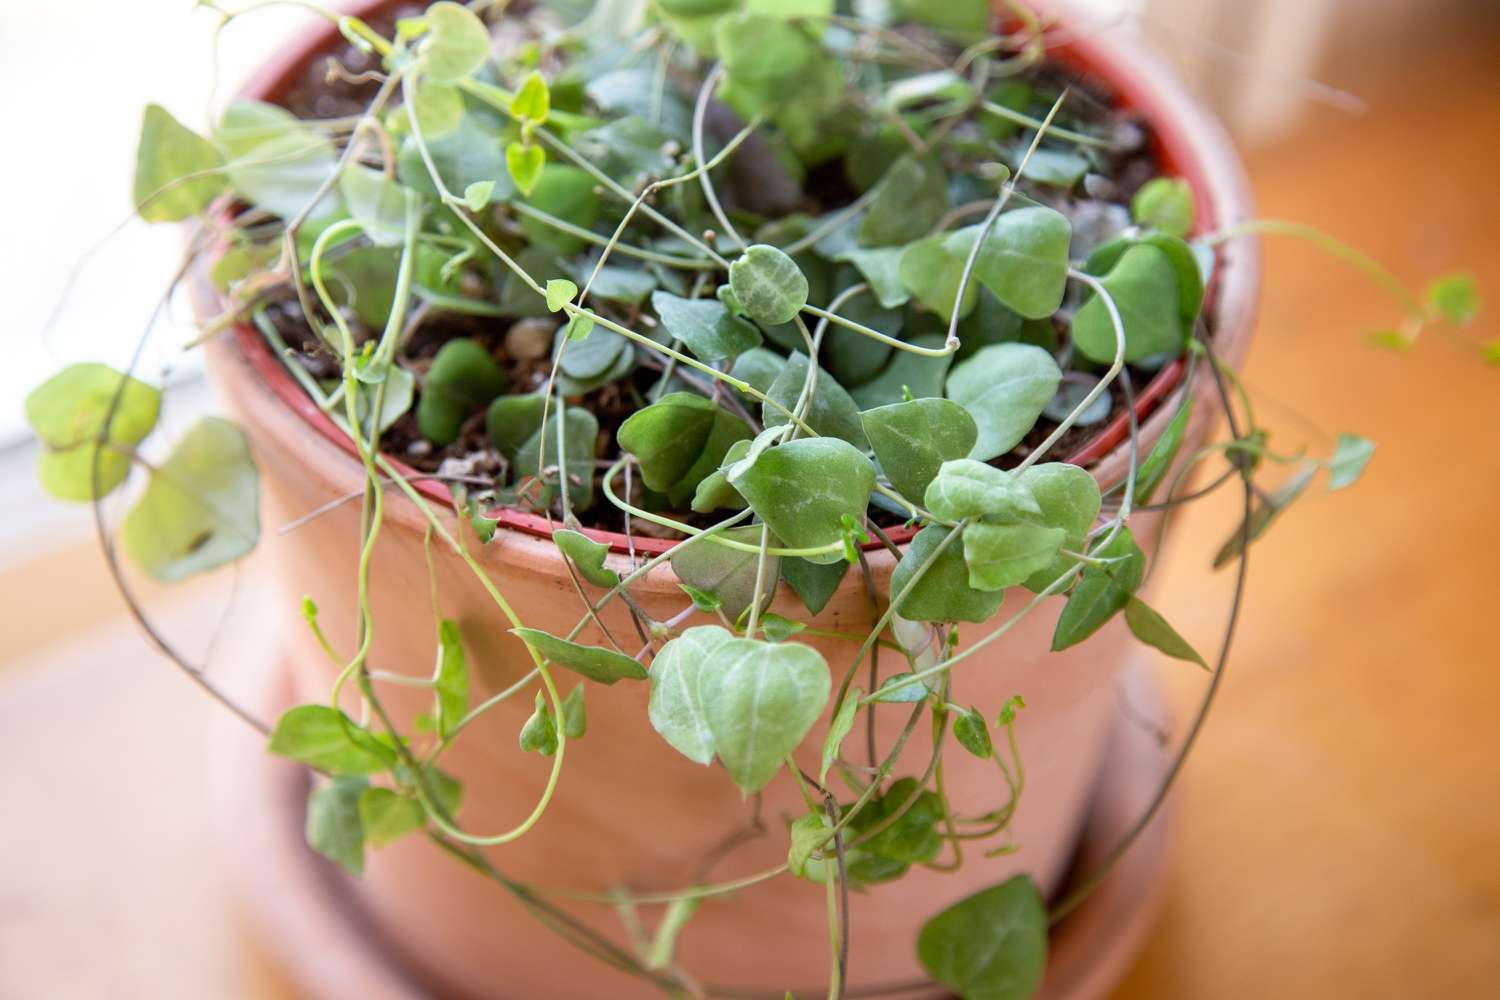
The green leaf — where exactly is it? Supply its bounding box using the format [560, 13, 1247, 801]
[861, 154, 950, 248]
[900, 232, 979, 323]
[820, 690, 861, 782]
[618, 393, 754, 506]
[512, 405, 601, 512]
[359, 787, 424, 848]
[561, 685, 587, 739]
[1328, 433, 1375, 491]
[649, 625, 734, 766]
[1072, 244, 1186, 364]
[729, 437, 876, 565]
[512, 627, 648, 684]
[945, 344, 1061, 461]
[1015, 463, 1102, 592]
[486, 392, 548, 459]
[670, 525, 782, 621]
[461, 179, 493, 211]
[895, 0, 990, 36]
[963, 521, 1067, 592]
[781, 557, 848, 616]
[306, 777, 368, 875]
[646, 896, 702, 971]
[408, 77, 465, 137]
[338, 165, 417, 246]
[953, 707, 993, 758]
[699, 637, 832, 795]
[335, 366, 415, 436]
[25, 363, 161, 502]
[417, 339, 509, 446]
[679, 584, 724, 613]
[268, 705, 392, 775]
[519, 691, 559, 756]
[398, 114, 511, 199]
[837, 246, 912, 309]
[1012, 146, 1088, 187]
[1425, 272, 1478, 325]
[545, 278, 578, 312]
[962, 206, 1072, 320]
[1124, 597, 1207, 668]
[1133, 399, 1190, 504]
[788, 810, 833, 879]
[511, 71, 551, 123]
[760, 613, 806, 642]
[848, 333, 953, 409]
[555, 528, 619, 587]
[746, 0, 835, 16]
[924, 459, 1040, 523]
[690, 439, 750, 514]
[871, 672, 931, 703]
[890, 524, 1004, 624]
[1131, 177, 1195, 238]
[651, 291, 763, 362]
[854, 777, 943, 865]
[729, 245, 809, 326]
[133, 104, 226, 222]
[121, 417, 260, 583]
[422, 1, 492, 82]
[433, 619, 468, 738]
[715, 11, 819, 106]
[218, 101, 339, 219]
[1051, 527, 1145, 651]
[506, 141, 546, 196]
[1212, 463, 1318, 569]
[916, 876, 1048, 1000]
[761, 352, 869, 449]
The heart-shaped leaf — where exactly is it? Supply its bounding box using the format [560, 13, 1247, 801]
[617, 393, 754, 506]
[729, 244, 809, 326]
[761, 352, 869, 449]
[417, 338, 508, 446]
[121, 417, 260, 583]
[781, 557, 848, 616]
[900, 232, 979, 323]
[945, 343, 1060, 461]
[511, 627, 647, 684]
[699, 637, 832, 795]
[1131, 177, 1194, 237]
[962, 521, 1066, 592]
[506, 141, 546, 196]
[339, 164, 418, 246]
[422, 1, 492, 82]
[960, 205, 1072, 320]
[1071, 243, 1185, 363]
[890, 524, 1004, 624]
[25, 363, 161, 502]
[512, 405, 601, 512]
[837, 246, 911, 309]
[649, 625, 734, 766]
[1015, 462, 1102, 592]
[924, 459, 1040, 523]
[268, 705, 393, 775]
[916, 876, 1048, 1000]
[729, 437, 876, 564]
[669, 526, 781, 621]
[861, 154, 950, 248]
[306, 777, 368, 875]
[545, 278, 578, 312]
[862, 399, 978, 505]
[651, 291, 763, 362]
[511, 70, 551, 123]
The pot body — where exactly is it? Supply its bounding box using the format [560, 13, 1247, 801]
[205, 2, 1259, 997]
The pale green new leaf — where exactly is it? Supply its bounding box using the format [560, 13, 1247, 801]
[963, 521, 1067, 592]
[268, 705, 392, 775]
[339, 164, 417, 246]
[1130, 177, 1195, 237]
[924, 459, 1040, 523]
[433, 619, 468, 738]
[25, 363, 161, 502]
[422, 1, 492, 82]
[359, 787, 424, 848]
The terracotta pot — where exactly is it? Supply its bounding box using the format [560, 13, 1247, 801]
[201, 2, 1259, 996]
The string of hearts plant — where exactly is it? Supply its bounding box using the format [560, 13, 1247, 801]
[26, 1, 1484, 998]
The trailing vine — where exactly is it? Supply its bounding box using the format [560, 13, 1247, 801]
[25, 1, 1483, 997]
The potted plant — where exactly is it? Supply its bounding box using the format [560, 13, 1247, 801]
[25, 0, 1482, 997]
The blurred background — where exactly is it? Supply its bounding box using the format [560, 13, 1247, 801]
[0, 0, 1496, 997]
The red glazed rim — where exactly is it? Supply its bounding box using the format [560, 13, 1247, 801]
[226, 0, 1220, 556]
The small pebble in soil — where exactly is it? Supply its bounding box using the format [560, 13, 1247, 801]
[505, 318, 557, 362]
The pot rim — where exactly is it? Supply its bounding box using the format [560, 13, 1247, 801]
[219, 0, 1260, 557]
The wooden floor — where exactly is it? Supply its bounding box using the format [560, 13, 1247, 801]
[1, 29, 1496, 1000]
